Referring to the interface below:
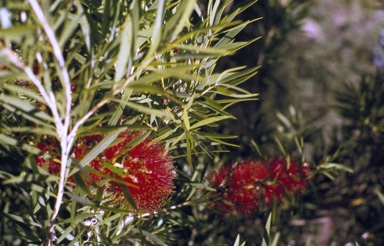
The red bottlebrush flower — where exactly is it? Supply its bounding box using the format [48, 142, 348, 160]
[269, 157, 310, 197]
[106, 132, 176, 212]
[208, 158, 311, 216]
[103, 131, 142, 161]
[35, 130, 176, 213]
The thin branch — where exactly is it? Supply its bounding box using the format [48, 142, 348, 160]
[67, 98, 110, 148]
[28, 0, 72, 136]
[27, 1, 73, 245]
[28, 0, 65, 68]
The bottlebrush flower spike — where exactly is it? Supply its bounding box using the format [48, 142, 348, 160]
[35, 130, 176, 213]
[104, 131, 176, 213]
[208, 157, 311, 216]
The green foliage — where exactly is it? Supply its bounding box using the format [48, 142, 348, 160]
[0, 0, 259, 245]
[335, 73, 384, 144]
[2, 0, 381, 245]
[217, 0, 313, 159]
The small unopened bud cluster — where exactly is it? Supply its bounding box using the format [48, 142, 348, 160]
[208, 157, 311, 216]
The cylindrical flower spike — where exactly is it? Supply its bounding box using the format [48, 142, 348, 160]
[208, 158, 311, 216]
[35, 130, 176, 213]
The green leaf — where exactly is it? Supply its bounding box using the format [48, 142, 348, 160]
[56, 225, 76, 244]
[0, 133, 55, 160]
[217, 66, 259, 86]
[0, 211, 41, 243]
[233, 235, 245, 246]
[79, 3, 100, 51]
[153, 126, 178, 142]
[68, 229, 86, 246]
[112, 99, 174, 120]
[72, 172, 91, 197]
[76, 127, 127, 169]
[273, 135, 286, 156]
[185, 132, 193, 169]
[127, 65, 199, 88]
[0, 94, 54, 126]
[262, 212, 272, 246]
[3, 84, 44, 102]
[214, 98, 259, 110]
[204, 135, 239, 147]
[0, 170, 13, 180]
[58, 10, 83, 48]
[215, 19, 257, 47]
[121, 183, 138, 210]
[187, 182, 216, 191]
[144, 0, 165, 59]
[0, 25, 36, 42]
[176, 44, 233, 55]
[251, 140, 263, 158]
[97, 212, 124, 226]
[126, 131, 152, 150]
[131, 229, 167, 246]
[190, 115, 234, 130]
[219, 37, 261, 52]
[317, 163, 354, 173]
[208, 0, 222, 26]
[4, 126, 56, 136]
[65, 192, 95, 206]
[163, 0, 196, 40]
[271, 232, 281, 246]
[375, 189, 384, 205]
[170, 21, 240, 47]
[108, 89, 133, 125]
[130, 0, 140, 50]
[114, 15, 133, 83]
[276, 111, 293, 129]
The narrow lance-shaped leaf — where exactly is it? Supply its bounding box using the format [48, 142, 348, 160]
[108, 89, 133, 126]
[114, 14, 133, 84]
[190, 115, 235, 130]
[317, 163, 354, 173]
[56, 222, 77, 244]
[0, 133, 52, 158]
[58, 10, 83, 48]
[144, 0, 165, 59]
[136, 229, 167, 246]
[111, 99, 175, 121]
[222, 0, 259, 25]
[0, 94, 54, 124]
[262, 212, 272, 246]
[127, 64, 199, 88]
[121, 184, 138, 210]
[76, 127, 127, 169]
[375, 189, 384, 205]
[176, 44, 233, 55]
[163, 0, 196, 40]
[0, 25, 36, 43]
[204, 136, 239, 147]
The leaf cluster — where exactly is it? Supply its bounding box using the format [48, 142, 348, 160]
[0, 0, 260, 245]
